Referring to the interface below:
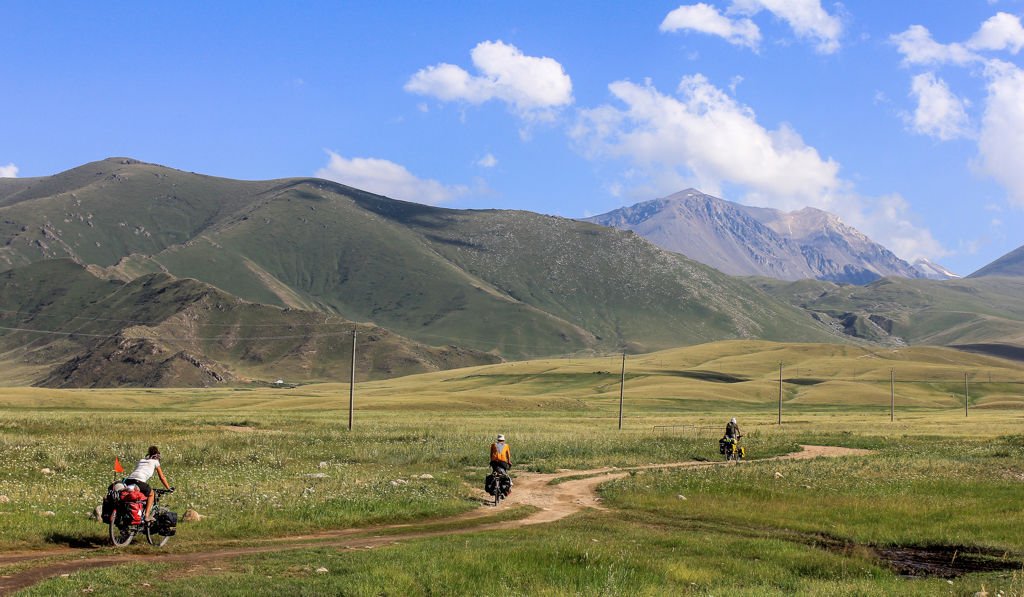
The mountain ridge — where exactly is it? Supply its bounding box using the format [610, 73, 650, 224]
[969, 244, 1024, 278]
[0, 159, 842, 376]
[0, 259, 500, 387]
[3, 158, 1018, 389]
[585, 189, 928, 284]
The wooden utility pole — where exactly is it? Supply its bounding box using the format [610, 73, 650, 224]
[618, 352, 626, 430]
[348, 329, 357, 431]
[778, 362, 783, 425]
[890, 368, 895, 422]
[964, 371, 969, 418]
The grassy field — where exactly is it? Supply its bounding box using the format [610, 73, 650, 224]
[2, 341, 1023, 595]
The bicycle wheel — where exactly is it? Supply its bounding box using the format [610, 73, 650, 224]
[145, 522, 171, 547]
[109, 514, 135, 547]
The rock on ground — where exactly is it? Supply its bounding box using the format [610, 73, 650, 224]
[182, 509, 205, 522]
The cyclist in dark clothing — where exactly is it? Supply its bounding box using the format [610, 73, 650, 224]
[725, 417, 741, 439]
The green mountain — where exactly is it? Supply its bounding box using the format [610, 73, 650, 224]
[969, 244, 1024, 278]
[754, 276, 1024, 353]
[0, 260, 498, 387]
[0, 158, 840, 364]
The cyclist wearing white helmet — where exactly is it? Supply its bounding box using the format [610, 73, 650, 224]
[489, 434, 512, 475]
[725, 417, 741, 439]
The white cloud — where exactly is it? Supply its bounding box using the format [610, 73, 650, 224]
[893, 15, 1024, 66]
[908, 73, 971, 140]
[0, 163, 18, 178]
[968, 12, 1024, 53]
[730, 0, 843, 54]
[315, 151, 467, 205]
[476, 153, 498, 168]
[660, 4, 761, 50]
[404, 40, 572, 120]
[891, 25, 977, 66]
[846, 193, 948, 261]
[572, 75, 947, 260]
[978, 60, 1024, 207]
[572, 74, 840, 207]
[661, 1, 840, 53]
[893, 18, 1024, 208]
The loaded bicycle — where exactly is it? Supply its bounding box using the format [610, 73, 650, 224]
[107, 486, 177, 547]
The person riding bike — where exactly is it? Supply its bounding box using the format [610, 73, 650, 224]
[720, 417, 744, 459]
[489, 434, 512, 486]
[725, 417, 742, 440]
[125, 446, 172, 522]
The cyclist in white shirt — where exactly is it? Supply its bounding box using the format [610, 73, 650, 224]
[126, 445, 172, 521]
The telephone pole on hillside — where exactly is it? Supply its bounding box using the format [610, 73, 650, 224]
[964, 371, 969, 418]
[890, 368, 895, 422]
[348, 329, 357, 431]
[618, 352, 626, 430]
[778, 362, 783, 425]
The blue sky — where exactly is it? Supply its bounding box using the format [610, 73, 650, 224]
[2, 1, 1023, 275]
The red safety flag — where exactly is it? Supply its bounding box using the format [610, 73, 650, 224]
[114, 457, 124, 473]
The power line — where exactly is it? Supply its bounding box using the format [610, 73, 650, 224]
[0, 307, 353, 328]
[0, 324, 357, 342]
[0, 312, 607, 351]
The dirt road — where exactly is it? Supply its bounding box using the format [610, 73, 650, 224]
[0, 445, 870, 594]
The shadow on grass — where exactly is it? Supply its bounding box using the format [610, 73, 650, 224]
[44, 533, 107, 549]
[625, 515, 1023, 579]
[872, 544, 1024, 579]
[660, 370, 748, 383]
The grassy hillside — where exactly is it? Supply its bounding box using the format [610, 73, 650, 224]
[0, 159, 841, 359]
[754, 276, 1024, 350]
[0, 158, 290, 271]
[969, 243, 1024, 278]
[340, 339, 1024, 413]
[1, 339, 1020, 413]
[0, 260, 498, 387]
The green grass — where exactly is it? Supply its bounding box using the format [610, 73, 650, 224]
[758, 275, 1024, 347]
[2, 345, 1023, 594]
[1, 158, 847, 365]
[17, 503, 1024, 596]
[603, 435, 1024, 549]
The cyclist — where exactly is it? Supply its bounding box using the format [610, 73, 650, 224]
[125, 446, 172, 522]
[720, 418, 743, 458]
[490, 434, 512, 479]
[725, 417, 742, 440]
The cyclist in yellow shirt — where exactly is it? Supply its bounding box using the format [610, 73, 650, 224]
[490, 434, 512, 476]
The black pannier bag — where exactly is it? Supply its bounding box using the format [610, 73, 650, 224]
[485, 473, 511, 496]
[156, 510, 178, 535]
[101, 484, 118, 524]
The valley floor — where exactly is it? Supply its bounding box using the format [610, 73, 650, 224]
[1, 345, 1022, 595]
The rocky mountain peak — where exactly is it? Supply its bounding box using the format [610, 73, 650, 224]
[586, 190, 923, 284]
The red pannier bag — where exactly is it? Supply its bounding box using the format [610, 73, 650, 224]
[119, 489, 147, 524]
